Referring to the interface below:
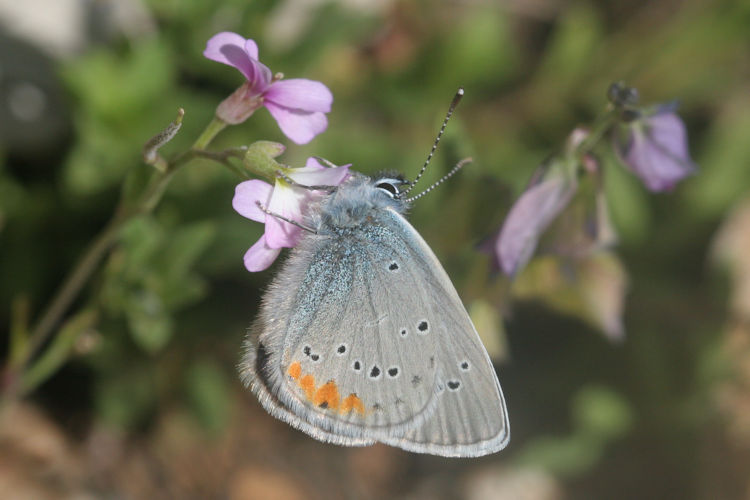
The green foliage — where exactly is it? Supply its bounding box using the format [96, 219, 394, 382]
[184, 360, 231, 434]
[518, 386, 632, 477]
[101, 216, 215, 353]
[61, 40, 176, 195]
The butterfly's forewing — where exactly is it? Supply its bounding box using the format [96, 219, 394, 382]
[377, 209, 510, 457]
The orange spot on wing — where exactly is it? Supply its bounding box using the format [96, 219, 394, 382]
[299, 374, 316, 401]
[313, 380, 340, 410]
[287, 361, 302, 380]
[341, 393, 365, 416]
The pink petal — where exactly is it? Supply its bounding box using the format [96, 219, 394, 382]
[265, 183, 305, 248]
[244, 38, 259, 60]
[264, 103, 328, 144]
[204, 32, 255, 81]
[243, 235, 282, 272]
[204, 32, 271, 90]
[287, 159, 350, 186]
[264, 79, 333, 113]
[246, 58, 273, 92]
[496, 175, 577, 276]
[232, 180, 273, 222]
[614, 108, 696, 192]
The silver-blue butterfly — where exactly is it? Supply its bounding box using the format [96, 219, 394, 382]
[240, 89, 510, 457]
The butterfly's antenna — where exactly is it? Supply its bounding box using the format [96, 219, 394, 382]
[400, 87, 464, 197]
[404, 157, 472, 203]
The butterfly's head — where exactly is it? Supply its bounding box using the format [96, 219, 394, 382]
[372, 171, 411, 200]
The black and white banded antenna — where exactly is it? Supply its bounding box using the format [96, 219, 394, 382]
[399, 87, 464, 197]
[404, 157, 472, 203]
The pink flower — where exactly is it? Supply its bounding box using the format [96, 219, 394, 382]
[232, 158, 350, 271]
[479, 156, 579, 277]
[613, 104, 696, 191]
[204, 32, 333, 144]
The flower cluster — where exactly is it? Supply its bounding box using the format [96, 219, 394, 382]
[488, 82, 697, 277]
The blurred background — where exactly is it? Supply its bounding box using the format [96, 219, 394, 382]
[1, 0, 750, 498]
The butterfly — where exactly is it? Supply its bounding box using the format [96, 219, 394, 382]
[239, 89, 510, 457]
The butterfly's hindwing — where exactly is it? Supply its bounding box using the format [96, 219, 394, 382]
[239, 327, 375, 446]
[242, 222, 443, 442]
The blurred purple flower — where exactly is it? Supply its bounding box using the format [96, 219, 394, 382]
[232, 158, 349, 271]
[204, 32, 333, 144]
[490, 165, 578, 276]
[613, 105, 696, 191]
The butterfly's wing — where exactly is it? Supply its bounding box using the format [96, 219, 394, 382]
[241, 209, 509, 456]
[240, 322, 375, 446]
[376, 209, 510, 457]
[240, 224, 444, 445]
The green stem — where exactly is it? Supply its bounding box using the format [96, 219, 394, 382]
[574, 106, 618, 160]
[192, 117, 227, 150]
[20, 216, 122, 368]
[19, 310, 98, 397]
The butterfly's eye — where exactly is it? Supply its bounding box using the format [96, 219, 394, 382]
[375, 180, 400, 198]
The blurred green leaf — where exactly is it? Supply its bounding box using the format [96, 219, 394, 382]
[126, 288, 173, 353]
[469, 299, 508, 362]
[517, 433, 602, 478]
[60, 39, 176, 196]
[572, 385, 633, 441]
[61, 40, 174, 123]
[529, 1, 603, 116]
[440, 8, 517, 89]
[686, 95, 750, 219]
[95, 366, 156, 429]
[21, 309, 98, 394]
[0, 169, 27, 221]
[184, 360, 231, 434]
[101, 217, 214, 353]
[603, 152, 651, 245]
[518, 385, 632, 477]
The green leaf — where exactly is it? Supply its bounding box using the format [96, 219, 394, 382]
[157, 222, 216, 309]
[534, 2, 603, 91]
[95, 367, 156, 429]
[184, 360, 231, 434]
[603, 152, 651, 245]
[685, 97, 750, 219]
[125, 289, 173, 353]
[517, 433, 602, 478]
[61, 39, 174, 123]
[440, 8, 517, 87]
[21, 309, 98, 394]
[572, 385, 633, 441]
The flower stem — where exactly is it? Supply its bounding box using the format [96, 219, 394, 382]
[19, 216, 122, 370]
[574, 106, 618, 160]
[192, 117, 227, 150]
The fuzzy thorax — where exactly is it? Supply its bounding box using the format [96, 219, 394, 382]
[310, 174, 410, 231]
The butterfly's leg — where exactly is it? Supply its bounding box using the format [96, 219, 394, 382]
[255, 201, 317, 234]
[275, 171, 338, 193]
